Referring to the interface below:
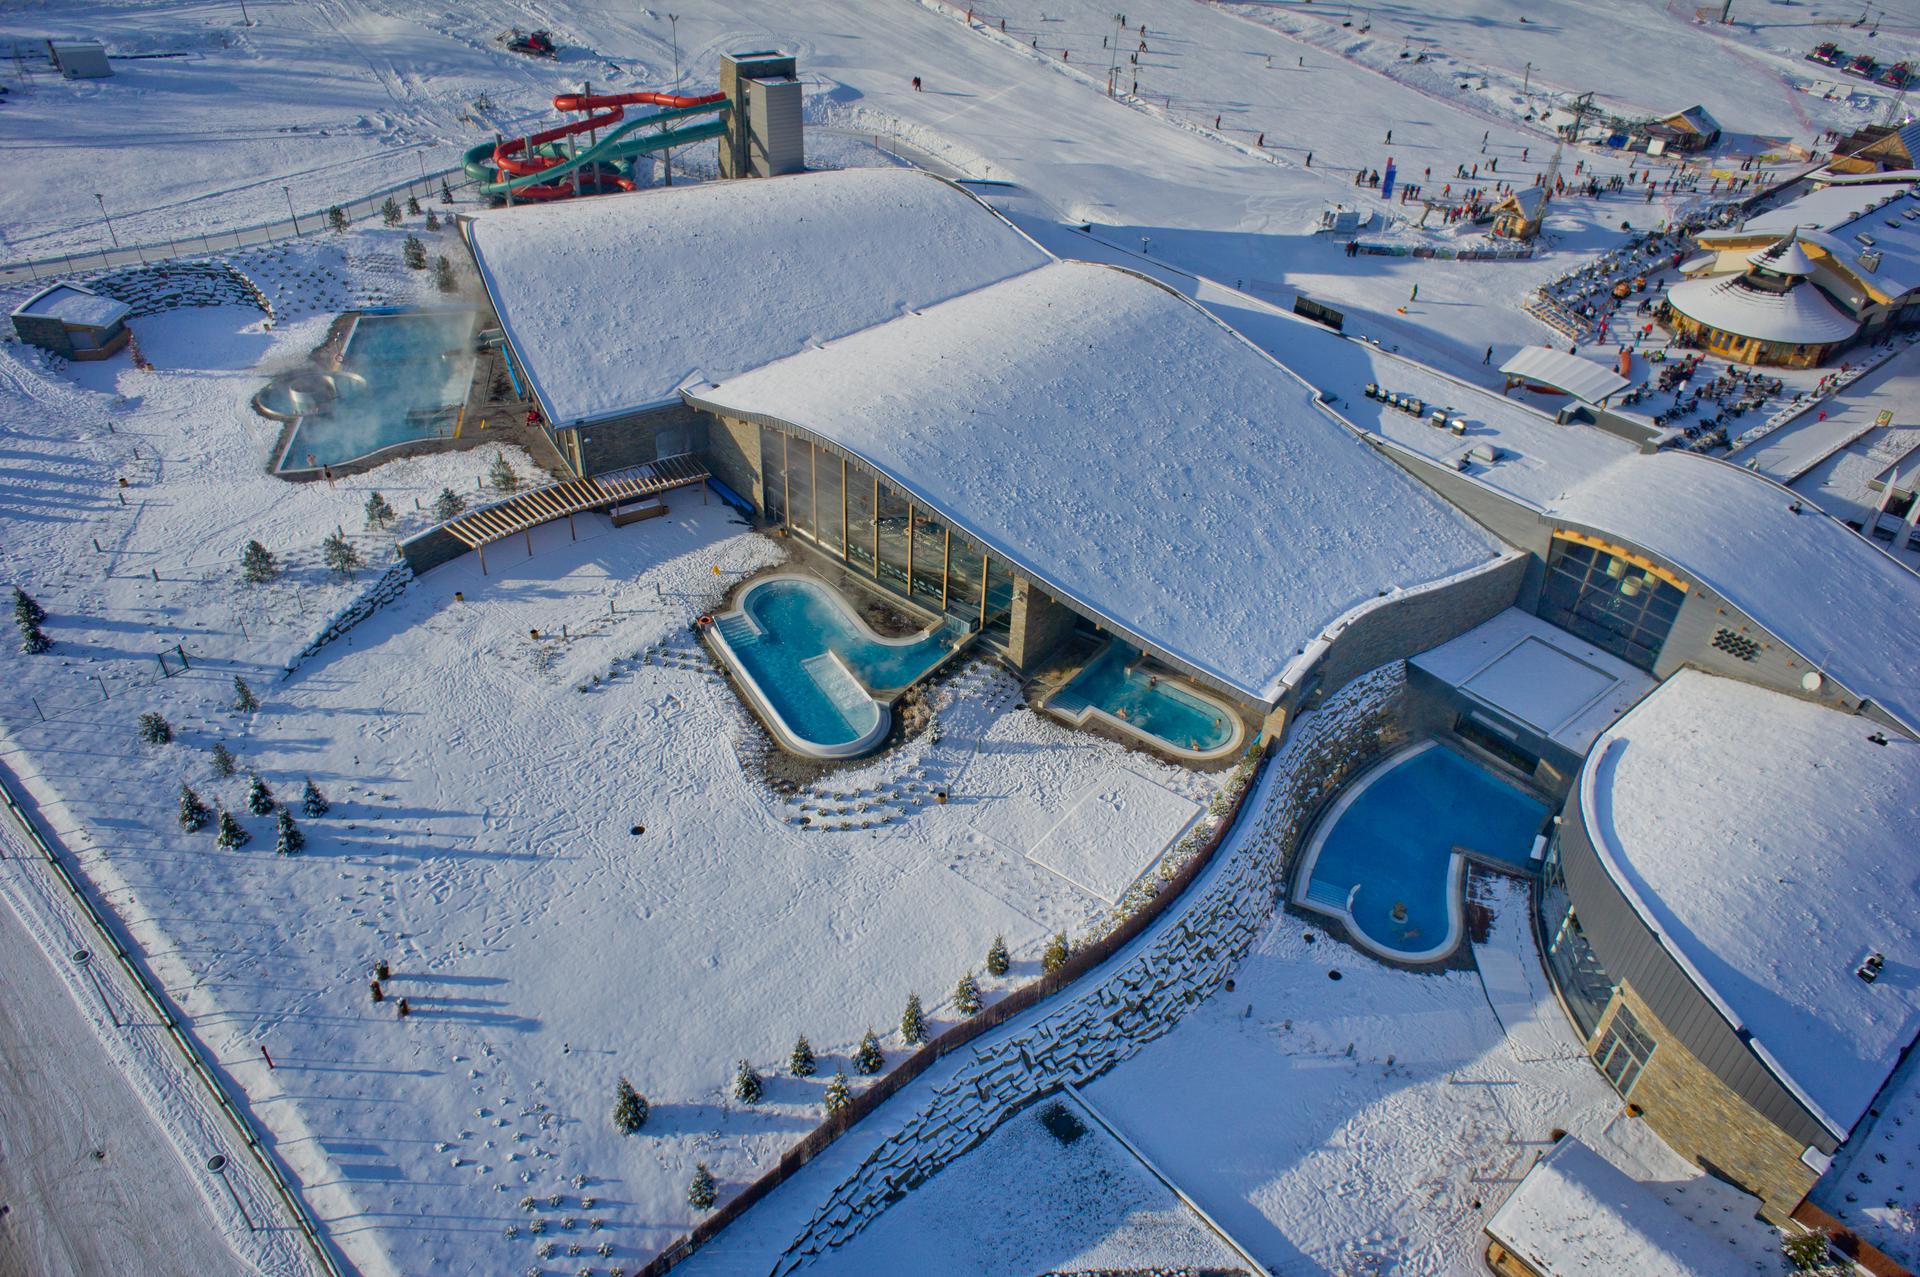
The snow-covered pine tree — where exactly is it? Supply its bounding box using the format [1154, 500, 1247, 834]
[402, 233, 427, 270]
[210, 741, 237, 778]
[18, 621, 49, 654]
[178, 783, 210, 832]
[789, 1035, 816, 1077]
[900, 993, 928, 1046]
[439, 180, 454, 205]
[613, 1077, 648, 1132]
[240, 539, 277, 584]
[364, 491, 396, 530]
[405, 194, 422, 216]
[853, 1028, 884, 1075]
[985, 933, 1010, 977]
[327, 205, 348, 232]
[214, 808, 249, 849]
[233, 675, 259, 712]
[381, 196, 402, 227]
[823, 1068, 852, 1113]
[433, 487, 465, 521]
[322, 530, 361, 578]
[245, 774, 275, 815]
[301, 777, 330, 817]
[12, 587, 46, 626]
[733, 1059, 762, 1104]
[488, 451, 518, 493]
[953, 970, 982, 1017]
[424, 207, 441, 232]
[274, 808, 303, 855]
[687, 1163, 716, 1211]
[433, 255, 457, 294]
[1042, 931, 1071, 975]
[138, 712, 173, 745]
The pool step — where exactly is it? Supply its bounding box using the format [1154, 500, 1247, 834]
[715, 614, 761, 649]
[802, 652, 873, 721]
[1302, 877, 1353, 911]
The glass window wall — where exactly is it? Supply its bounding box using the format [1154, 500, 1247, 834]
[1538, 537, 1685, 671]
[875, 485, 911, 594]
[760, 424, 787, 526]
[1540, 839, 1618, 1042]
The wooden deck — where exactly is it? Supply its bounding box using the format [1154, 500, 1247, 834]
[444, 453, 711, 569]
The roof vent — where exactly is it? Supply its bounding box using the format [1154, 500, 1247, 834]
[1858, 951, 1885, 983]
[1711, 627, 1759, 662]
[1862, 249, 1883, 272]
[1857, 232, 1877, 247]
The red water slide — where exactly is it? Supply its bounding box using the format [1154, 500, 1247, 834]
[492, 90, 727, 177]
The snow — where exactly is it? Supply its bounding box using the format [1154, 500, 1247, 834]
[464, 167, 1051, 424]
[695, 260, 1502, 704]
[1714, 180, 1920, 297]
[1499, 346, 1628, 405]
[1486, 1137, 1745, 1277]
[1666, 272, 1860, 344]
[1016, 770, 1201, 905]
[1411, 608, 1657, 755]
[1816, 1037, 1920, 1270]
[1583, 670, 1920, 1137]
[1551, 449, 1920, 734]
[12, 281, 131, 329]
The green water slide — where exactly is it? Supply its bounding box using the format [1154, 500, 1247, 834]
[463, 100, 730, 200]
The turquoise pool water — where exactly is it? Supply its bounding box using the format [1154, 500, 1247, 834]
[1300, 743, 1548, 960]
[715, 578, 963, 753]
[277, 310, 477, 471]
[1052, 641, 1237, 755]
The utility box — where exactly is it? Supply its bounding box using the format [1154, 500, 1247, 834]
[719, 50, 804, 178]
[48, 40, 112, 79]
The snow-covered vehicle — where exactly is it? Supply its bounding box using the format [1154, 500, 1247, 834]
[1846, 52, 1878, 78]
[501, 28, 557, 59]
[1880, 61, 1911, 88]
[1806, 41, 1842, 66]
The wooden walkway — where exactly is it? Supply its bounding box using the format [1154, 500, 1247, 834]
[445, 453, 711, 572]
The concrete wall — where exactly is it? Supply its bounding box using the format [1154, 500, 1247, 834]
[1649, 572, 1867, 715]
[399, 526, 470, 576]
[572, 402, 710, 478]
[1369, 440, 1556, 554]
[11, 313, 75, 356]
[1005, 578, 1077, 671]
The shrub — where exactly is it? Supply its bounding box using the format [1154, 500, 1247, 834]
[733, 1059, 762, 1104]
[233, 675, 259, 712]
[327, 205, 348, 232]
[489, 451, 518, 493]
[322, 530, 361, 578]
[245, 774, 275, 815]
[273, 808, 303, 855]
[214, 808, 249, 849]
[789, 1035, 816, 1077]
[240, 540, 277, 584]
[953, 970, 982, 1017]
[364, 491, 396, 530]
[433, 255, 456, 294]
[178, 783, 210, 831]
[853, 1028, 884, 1075]
[1042, 931, 1070, 975]
[985, 933, 1010, 978]
[380, 196, 402, 227]
[687, 1163, 716, 1211]
[301, 777, 330, 817]
[210, 742, 237, 778]
[900, 993, 928, 1046]
[432, 487, 465, 521]
[402, 233, 426, 270]
[823, 1068, 852, 1113]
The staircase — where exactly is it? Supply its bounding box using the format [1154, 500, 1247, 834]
[715, 613, 761, 651]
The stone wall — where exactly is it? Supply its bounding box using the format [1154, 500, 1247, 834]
[1006, 579, 1078, 671]
[281, 562, 412, 677]
[705, 413, 763, 510]
[771, 663, 1413, 1272]
[573, 401, 709, 477]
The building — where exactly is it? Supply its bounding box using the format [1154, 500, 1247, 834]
[47, 39, 111, 79]
[1668, 175, 1920, 364]
[1634, 104, 1721, 154]
[1490, 186, 1548, 241]
[1828, 120, 1920, 174]
[10, 281, 132, 360]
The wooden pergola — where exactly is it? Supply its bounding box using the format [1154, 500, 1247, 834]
[444, 453, 711, 573]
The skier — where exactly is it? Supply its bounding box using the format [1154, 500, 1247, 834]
[1484, 345, 1493, 364]
[1409, 283, 1419, 302]
[1305, 150, 1312, 166]
[911, 76, 922, 91]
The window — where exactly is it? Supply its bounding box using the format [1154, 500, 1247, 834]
[1538, 536, 1685, 671]
[1594, 1004, 1657, 1097]
[1540, 841, 1616, 1041]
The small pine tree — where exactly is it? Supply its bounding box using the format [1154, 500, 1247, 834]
[424, 206, 441, 232]
[488, 451, 518, 494]
[789, 1035, 816, 1078]
[240, 539, 277, 584]
[1042, 931, 1070, 975]
[733, 1059, 763, 1104]
[953, 970, 982, 1017]
[900, 993, 928, 1046]
[210, 741, 237, 778]
[233, 675, 259, 712]
[440, 179, 454, 205]
[402, 233, 427, 270]
[214, 808, 249, 849]
[853, 1028, 884, 1076]
[433, 255, 457, 294]
[12, 587, 46, 626]
[613, 1077, 648, 1132]
[823, 1068, 852, 1113]
[274, 807, 303, 855]
[327, 204, 348, 232]
[18, 622, 50, 654]
[687, 1162, 716, 1211]
[381, 196, 402, 227]
[985, 934, 1010, 978]
[245, 774, 275, 815]
[178, 783, 210, 832]
[405, 193, 422, 216]
[322, 530, 362, 578]
[301, 777, 330, 817]
[1783, 1230, 1833, 1272]
[364, 491, 396, 530]
[432, 487, 465, 521]
[138, 711, 173, 746]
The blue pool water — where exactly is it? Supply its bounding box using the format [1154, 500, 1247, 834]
[1301, 743, 1548, 959]
[1052, 642, 1237, 755]
[717, 578, 962, 751]
[277, 310, 477, 471]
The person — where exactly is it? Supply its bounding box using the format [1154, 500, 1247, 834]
[911, 76, 922, 91]
[1305, 150, 1312, 166]
[1384, 128, 1392, 143]
[1409, 283, 1418, 301]
[1484, 345, 1493, 364]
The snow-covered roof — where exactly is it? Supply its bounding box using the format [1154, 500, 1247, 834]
[1500, 346, 1628, 404]
[1487, 1137, 1741, 1277]
[1704, 181, 1920, 298]
[1409, 608, 1655, 754]
[1745, 237, 1817, 277]
[689, 261, 1502, 703]
[1659, 104, 1721, 138]
[1497, 186, 1547, 219]
[11, 281, 130, 329]
[464, 168, 1052, 425]
[1582, 671, 1920, 1137]
[1665, 272, 1859, 344]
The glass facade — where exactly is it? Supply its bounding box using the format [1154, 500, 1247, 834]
[1540, 839, 1617, 1043]
[1595, 1004, 1657, 1096]
[1538, 535, 1685, 671]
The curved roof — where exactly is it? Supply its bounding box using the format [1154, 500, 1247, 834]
[1582, 671, 1920, 1137]
[464, 168, 1051, 424]
[1499, 345, 1628, 404]
[689, 261, 1502, 703]
[1745, 236, 1816, 277]
[1665, 272, 1858, 345]
[1550, 450, 1920, 734]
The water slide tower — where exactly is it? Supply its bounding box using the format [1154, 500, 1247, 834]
[719, 51, 804, 178]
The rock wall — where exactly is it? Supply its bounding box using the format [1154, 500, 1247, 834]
[775, 662, 1412, 1271]
[281, 562, 412, 677]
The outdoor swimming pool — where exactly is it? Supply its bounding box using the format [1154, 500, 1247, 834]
[267, 309, 478, 473]
[1049, 641, 1243, 760]
[709, 574, 967, 757]
[1295, 741, 1548, 962]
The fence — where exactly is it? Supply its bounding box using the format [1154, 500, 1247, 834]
[633, 741, 1274, 1276]
[0, 766, 347, 1277]
[0, 167, 476, 288]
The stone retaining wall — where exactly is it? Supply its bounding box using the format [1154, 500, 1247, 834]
[281, 562, 412, 677]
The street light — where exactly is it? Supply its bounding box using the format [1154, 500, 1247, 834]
[283, 186, 299, 235]
[93, 193, 120, 249]
[665, 14, 680, 186]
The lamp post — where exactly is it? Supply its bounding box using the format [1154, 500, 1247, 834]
[665, 14, 680, 186]
[284, 185, 299, 235]
[93, 193, 120, 249]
